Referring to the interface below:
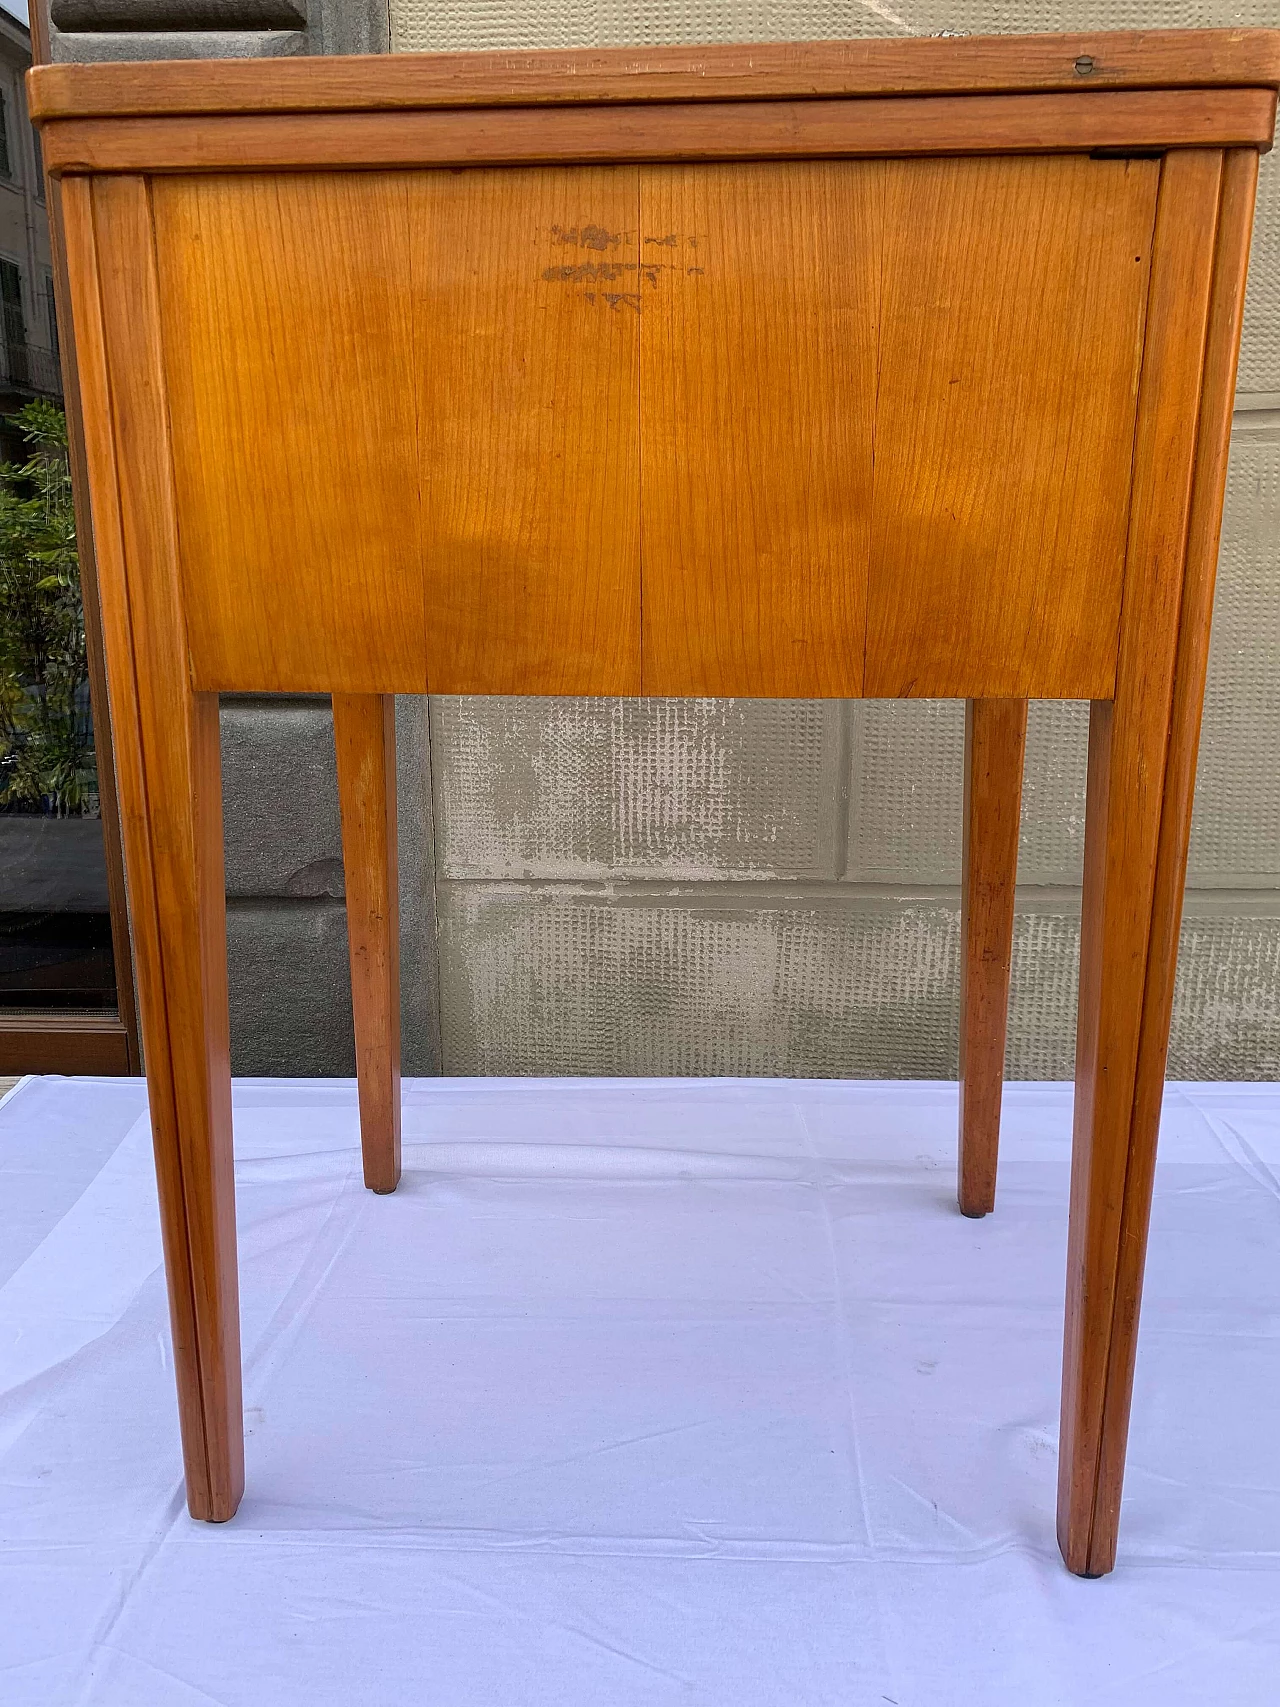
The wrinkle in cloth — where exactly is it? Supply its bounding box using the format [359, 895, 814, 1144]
[1, 1075, 1278, 1705]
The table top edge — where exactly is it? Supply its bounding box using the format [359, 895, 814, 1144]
[27, 28, 1280, 125]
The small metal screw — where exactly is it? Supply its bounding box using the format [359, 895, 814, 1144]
[1074, 54, 1096, 76]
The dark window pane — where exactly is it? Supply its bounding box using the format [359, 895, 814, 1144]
[0, 402, 113, 1010]
[0, 910, 116, 1010]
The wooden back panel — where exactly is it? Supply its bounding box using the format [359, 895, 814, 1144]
[40, 32, 1277, 701]
[147, 151, 1156, 699]
[153, 174, 427, 694]
[866, 154, 1157, 699]
[154, 167, 644, 696]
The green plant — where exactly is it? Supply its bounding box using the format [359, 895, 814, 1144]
[0, 400, 95, 816]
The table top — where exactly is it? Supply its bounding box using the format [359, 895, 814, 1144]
[27, 28, 1280, 122]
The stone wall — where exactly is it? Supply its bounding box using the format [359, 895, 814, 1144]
[49, 0, 387, 58]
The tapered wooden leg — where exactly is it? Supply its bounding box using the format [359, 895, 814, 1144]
[62, 174, 244, 1521]
[1060, 698, 1178, 1577]
[1057, 150, 1253, 1576]
[140, 693, 244, 1521]
[334, 694, 402, 1194]
[958, 698, 1026, 1217]
[83, 676, 241, 1524]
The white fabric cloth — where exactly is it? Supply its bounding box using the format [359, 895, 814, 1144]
[1, 1074, 1278, 1705]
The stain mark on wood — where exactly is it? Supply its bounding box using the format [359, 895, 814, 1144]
[541, 225, 706, 311]
[543, 261, 634, 283]
[581, 290, 641, 312]
[550, 222, 622, 250]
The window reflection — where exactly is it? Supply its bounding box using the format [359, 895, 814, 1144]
[0, 402, 115, 1011]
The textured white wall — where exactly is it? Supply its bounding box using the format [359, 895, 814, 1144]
[391, 0, 1280, 1079]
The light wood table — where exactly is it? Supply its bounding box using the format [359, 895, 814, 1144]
[30, 27, 1280, 1576]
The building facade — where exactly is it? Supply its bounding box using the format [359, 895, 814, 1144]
[0, 6, 60, 455]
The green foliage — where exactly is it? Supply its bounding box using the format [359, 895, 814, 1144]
[0, 401, 95, 816]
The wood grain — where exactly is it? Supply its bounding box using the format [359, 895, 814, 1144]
[640, 161, 877, 696]
[865, 154, 1158, 700]
[958, 699, 1027, 1219]
[1081, 147, 1260, 1579]
[334, 694, 402, 1196]
[37, 88, 1277, 180]
[1057, 150, 1224, 1578]
[151, 172, 426, 694]
[0, 1013, 130, 1075]
[62, 174, 244, 1522]
[416, 166, 640, 695]
[26, 28, 1280, 120]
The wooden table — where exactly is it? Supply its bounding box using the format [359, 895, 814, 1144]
[30, 27, 1279, 1577]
